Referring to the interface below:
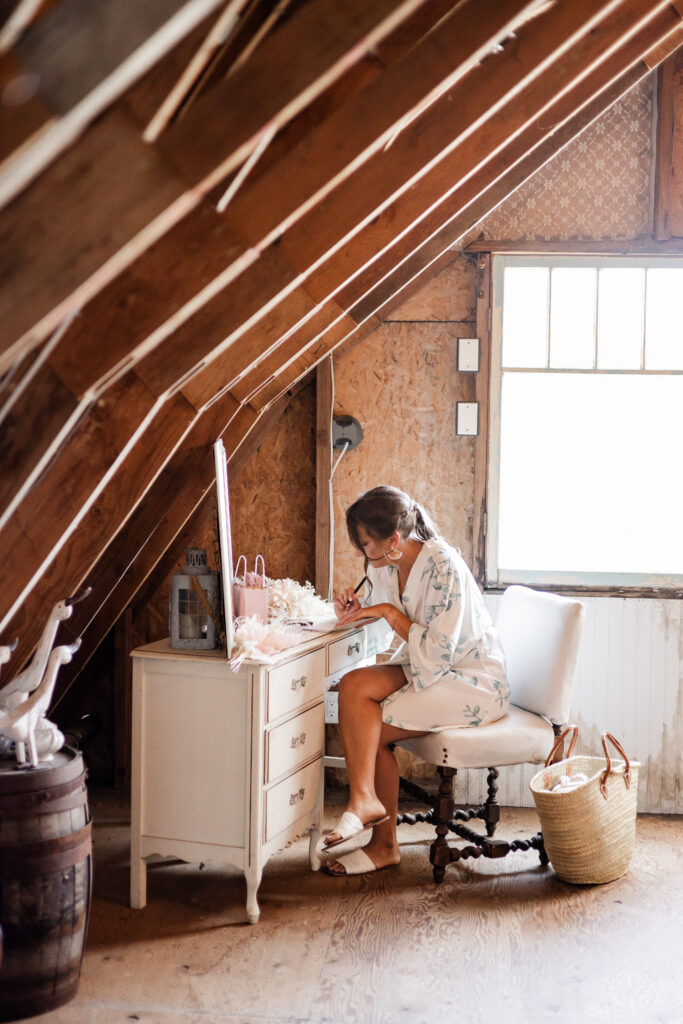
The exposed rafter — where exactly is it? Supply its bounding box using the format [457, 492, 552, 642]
[1, 0, 682, 676]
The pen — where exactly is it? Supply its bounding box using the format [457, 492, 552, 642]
[345, 576, 368, 608]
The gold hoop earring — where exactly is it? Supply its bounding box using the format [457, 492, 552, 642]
[385, 548, 402, 561]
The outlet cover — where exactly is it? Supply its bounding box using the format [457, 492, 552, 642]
[325, 691, 339, 723]
[455, 402, 479, 436]
[457, 337, 480, 372]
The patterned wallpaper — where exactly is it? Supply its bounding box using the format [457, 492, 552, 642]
[467, 75, 655, 242]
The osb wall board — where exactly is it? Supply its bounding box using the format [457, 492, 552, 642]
[230, 382, 316, 585]
[384, 255, 476, 323]
[132, 381, 316, 649]
[331, 313, 477, 599]
[466, 74, 655, 243]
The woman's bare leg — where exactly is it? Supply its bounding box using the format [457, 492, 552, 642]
[327, 664, 407, 839]
[324, 664, 426, 872]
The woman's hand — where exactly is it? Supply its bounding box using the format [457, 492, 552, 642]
[337, 602, 412, 641]
[333, 588, 362, 621]
[337, 602, 389, 626]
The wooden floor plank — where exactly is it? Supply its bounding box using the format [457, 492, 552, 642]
[31, 791, 683, 1024]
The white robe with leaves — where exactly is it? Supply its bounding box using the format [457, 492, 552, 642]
[364, 538, 510, 731]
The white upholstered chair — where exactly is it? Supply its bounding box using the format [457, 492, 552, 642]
[395, 585, 586, 882]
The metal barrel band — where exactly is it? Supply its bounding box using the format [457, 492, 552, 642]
[0, 777, 87, 815]
[0, 746, 87, 793]
[0, 821, 92, 877]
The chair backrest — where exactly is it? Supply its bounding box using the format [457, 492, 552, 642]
[495, 585, 585, 725]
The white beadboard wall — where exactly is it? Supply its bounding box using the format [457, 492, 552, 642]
[453, 596, 683, 814]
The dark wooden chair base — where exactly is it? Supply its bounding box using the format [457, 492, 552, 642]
[397, 766, 548, 884]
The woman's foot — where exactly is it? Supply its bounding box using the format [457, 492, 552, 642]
[323, 800, 388, 848]
[322, 840, 401, 876]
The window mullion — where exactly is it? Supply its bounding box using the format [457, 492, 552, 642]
[594, 267, 600, 370]
[546, 267, 552, 369]
[641, 268, 648, 371]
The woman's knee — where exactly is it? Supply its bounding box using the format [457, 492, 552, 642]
[338, 667, 371, 702]
[338, 664, 405, 707]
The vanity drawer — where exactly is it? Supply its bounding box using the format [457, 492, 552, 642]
[327, 630, 366, 675]
[264, 758, 322, 842]
[265, 703, 324, 783]
[266, 648, 325, 723]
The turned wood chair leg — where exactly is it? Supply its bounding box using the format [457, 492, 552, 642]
[484, 767, 501, 838]
[430, 766, 456, 884]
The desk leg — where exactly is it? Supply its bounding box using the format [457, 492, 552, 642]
[245, 865, 262, 924]
[131, 854, 147, 909]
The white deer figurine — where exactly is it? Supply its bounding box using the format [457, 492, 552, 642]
[0, 638, 81, 767]
[0, 587, 90, 712]
[0, 638, 17, 669]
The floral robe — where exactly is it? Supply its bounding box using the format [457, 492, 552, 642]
[364, 538, 510, 731]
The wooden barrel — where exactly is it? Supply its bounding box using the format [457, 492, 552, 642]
[0, 748, 92, 1022]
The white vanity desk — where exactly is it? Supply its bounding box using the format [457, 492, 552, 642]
[130, 620, 385, 923]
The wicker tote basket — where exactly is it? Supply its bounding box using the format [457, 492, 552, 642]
[530, 728, 640, 885]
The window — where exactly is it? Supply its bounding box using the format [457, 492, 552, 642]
[486, 255, 683, 589]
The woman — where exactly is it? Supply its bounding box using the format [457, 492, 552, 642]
[320, 485, 510, 877]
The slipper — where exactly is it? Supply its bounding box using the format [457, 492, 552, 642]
[321, 848, 387, 876]
[319, 810, 390, 853]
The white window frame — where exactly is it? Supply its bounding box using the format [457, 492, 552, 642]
[486, 253, 683, 592]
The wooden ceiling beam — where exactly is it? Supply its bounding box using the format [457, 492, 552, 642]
[46, 0, 637, 413]
[50, 395, 279, 692]
[3, 388, 244, 669]
[132, 0, 635, 399]
[0, 0, 229, 205]
[0, 374, 196, 633]
[180, 0, 683, 409]
[0, 1, 59, 54]
[154, 0, 452, 186]
[351, 22, 683, 319]
[0, 0, 432, 373]
[2, 2, 679, 654]
[1, 0, 673, 580]
[299, 0, 678, 303]
[4, 0, 533, 394]
[0, 0, 457, 521]
[247, 19, 681, 406]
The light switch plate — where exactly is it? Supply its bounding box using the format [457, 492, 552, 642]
[457, 337, 480, 372]
[455, 402, 479, 436]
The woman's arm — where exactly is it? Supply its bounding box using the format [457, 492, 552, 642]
[338, 603, 411, 642]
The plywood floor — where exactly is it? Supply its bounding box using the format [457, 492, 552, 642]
[21, 789, 683, 1024]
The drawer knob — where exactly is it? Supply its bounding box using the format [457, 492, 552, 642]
[290, 674, 307, 691]
[290, 732, 307, 749]
[289, 787, 305, 806]
[347, 641, 361, 656]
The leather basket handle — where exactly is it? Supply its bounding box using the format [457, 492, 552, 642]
[545, 725, 579, 767]
[600, 732, 632, 799]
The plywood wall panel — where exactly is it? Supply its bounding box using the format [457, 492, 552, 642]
[229, 382, 316, 586]
[385, 256, 476, 323]
[330, 317, 476, 597]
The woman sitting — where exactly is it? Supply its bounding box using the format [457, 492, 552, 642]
[321, 485, 510, 877]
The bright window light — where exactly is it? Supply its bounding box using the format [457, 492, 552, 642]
[489, 256, 683, 588]
[498, 373, 683, 574]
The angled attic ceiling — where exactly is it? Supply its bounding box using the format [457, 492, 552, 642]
[1, 0, 682, 678]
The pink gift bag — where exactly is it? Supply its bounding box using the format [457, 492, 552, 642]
[233, 554, 269, 622]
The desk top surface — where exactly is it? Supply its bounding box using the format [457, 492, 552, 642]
[131, 623, 368, 667]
